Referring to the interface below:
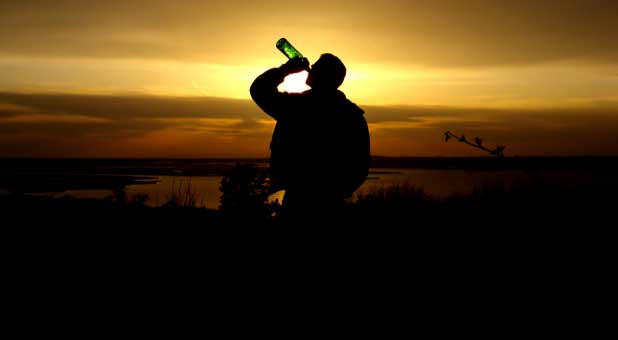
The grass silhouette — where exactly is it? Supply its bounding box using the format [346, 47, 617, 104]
[162, 177, 204, 208]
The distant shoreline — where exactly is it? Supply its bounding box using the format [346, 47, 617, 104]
[2, 156, 618, 173]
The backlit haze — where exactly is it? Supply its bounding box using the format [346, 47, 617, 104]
[1, 0, 618, 157]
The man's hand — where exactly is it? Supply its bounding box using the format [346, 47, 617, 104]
[279, 57, 310, 75]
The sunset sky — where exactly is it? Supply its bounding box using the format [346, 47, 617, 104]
[1, 0, 618, 157]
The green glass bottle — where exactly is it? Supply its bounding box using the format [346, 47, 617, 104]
[276, 38, 304, 60]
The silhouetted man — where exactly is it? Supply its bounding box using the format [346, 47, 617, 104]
[250, 54, 370, 220]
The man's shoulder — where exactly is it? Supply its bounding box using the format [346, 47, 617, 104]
[335, 91, 364, 116]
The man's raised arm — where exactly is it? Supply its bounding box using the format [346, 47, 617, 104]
[250, 58, 309, 120]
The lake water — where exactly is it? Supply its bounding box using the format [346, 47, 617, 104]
[53, 168, 549, 209]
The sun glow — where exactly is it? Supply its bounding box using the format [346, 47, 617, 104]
[278, 71, 311, 93]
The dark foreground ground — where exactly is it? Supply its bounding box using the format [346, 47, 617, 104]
[3, 176, 614, 312]
[2, 157, 615, 257]
[3, 159, 614, 324]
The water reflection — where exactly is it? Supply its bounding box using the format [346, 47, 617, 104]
[126, 176, 221, 209]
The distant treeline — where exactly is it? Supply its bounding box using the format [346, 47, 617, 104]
[2, 156, 618, 176]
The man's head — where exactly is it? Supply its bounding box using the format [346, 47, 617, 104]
[306, 53, 346, 90]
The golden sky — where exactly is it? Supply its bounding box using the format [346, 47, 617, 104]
[1, 0, 618, 157]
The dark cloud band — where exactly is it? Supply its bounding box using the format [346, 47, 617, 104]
[1, 92, 618, 156]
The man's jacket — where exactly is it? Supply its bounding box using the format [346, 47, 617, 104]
[251, 67, 370, 198]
